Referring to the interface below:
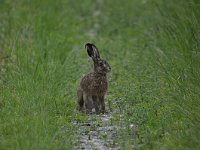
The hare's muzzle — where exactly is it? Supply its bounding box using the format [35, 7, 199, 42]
[107, 65, 111, 73]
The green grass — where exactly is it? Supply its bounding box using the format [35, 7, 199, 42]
[1, 0, 200, 149]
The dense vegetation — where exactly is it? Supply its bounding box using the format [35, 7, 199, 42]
[1, 0, 200, 149]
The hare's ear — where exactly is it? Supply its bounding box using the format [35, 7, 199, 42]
[85, 43, 100, 59]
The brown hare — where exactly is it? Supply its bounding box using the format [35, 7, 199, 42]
[77, 43, 111, 114]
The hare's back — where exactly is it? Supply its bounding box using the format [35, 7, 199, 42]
[80, 72, 108, 95]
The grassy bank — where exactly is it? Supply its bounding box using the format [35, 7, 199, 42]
[1, 0, 200, 149]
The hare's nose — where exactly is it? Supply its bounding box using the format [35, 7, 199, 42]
[108, 66, 111, 72]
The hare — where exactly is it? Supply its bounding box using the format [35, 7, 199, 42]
[77, 43, 111, 114]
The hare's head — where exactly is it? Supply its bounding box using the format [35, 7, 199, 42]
[85, 43, 111, 74]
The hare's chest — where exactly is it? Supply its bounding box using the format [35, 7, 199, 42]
[90, 76, 107, 92]
[94, 78, 108, 89]
[81, 75, 108, 94]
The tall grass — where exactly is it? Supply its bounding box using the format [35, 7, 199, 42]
[151, 1, 200, 149]
[0, 0, 200, 149]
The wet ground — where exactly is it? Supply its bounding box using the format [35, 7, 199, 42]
[73, 113, 119, 150]
[73, 112, 137, 150]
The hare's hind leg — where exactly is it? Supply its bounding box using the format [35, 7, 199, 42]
[77, 88, 84, 111]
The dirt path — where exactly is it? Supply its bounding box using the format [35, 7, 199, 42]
[73, 110, 139, 150]
[73, 112, 121, 150]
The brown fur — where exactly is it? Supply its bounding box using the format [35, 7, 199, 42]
[77, 43, 111, 114]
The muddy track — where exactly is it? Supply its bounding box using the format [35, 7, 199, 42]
[73, 113, 120, 150]
[73, 110, 139, 150]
